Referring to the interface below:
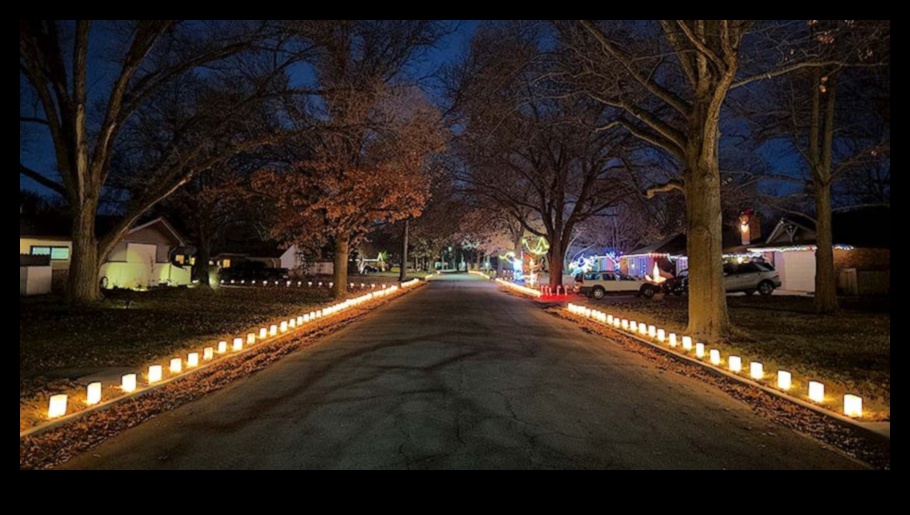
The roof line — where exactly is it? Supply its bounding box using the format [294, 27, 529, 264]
[128, 217, 186, 247]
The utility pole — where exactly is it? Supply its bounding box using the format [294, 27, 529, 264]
[399, 219, 410, 283]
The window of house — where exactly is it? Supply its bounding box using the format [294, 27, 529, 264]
[31, 246, 70, 261]
[222, 259, 232, 269]
[174, 254, 185, 265]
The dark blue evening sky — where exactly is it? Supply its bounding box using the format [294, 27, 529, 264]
[19, 20, 480, 196]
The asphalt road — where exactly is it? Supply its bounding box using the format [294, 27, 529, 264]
[62, 274, 861, 470]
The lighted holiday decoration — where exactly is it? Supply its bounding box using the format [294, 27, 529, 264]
[622, 320, 629, 330]
[269, 325, 278, 337]
[188, 353, 200, 368]
[844, 395, 863, 418]
[218, 341, 228, 355]
[639, 324, 648, 337]
[248, 334, 256, 345]
[729, 356, 743, 373]
[750, 363, 764, 380]
[607, 315, 614, 325]
[48, 395, 68, 419]
[122, 374, 137, 393]
[87, 382, 102, 406]
[746, 244, 854, 254]
[148, 366, 163, 384]
[683, 337, 693, 352]
[280, 322, 288, 334]
[645, 263, 667, 285]
[289, 319, 296, 329]
[170, 358, 183, 374]
[710, 350, 721, 366]
[778, 371, 792, 391]
[649, 326, 657, 338]
[669, 334, 678, 347]
[809, 382, 825, 403]
[233, 338, 244, 352]
[495, 279, 543, 298]
[259, 328, 268, 339]
[657, 329, 666, 343]
[630, 322, 638, 333]
[696, 344, 706, 359]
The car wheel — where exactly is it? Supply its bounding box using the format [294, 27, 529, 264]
[758, 281, 775, 296]
[641, 286, 656, 299]
[593, 287, 606, 301]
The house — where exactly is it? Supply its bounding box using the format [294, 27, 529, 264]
[100, 218, 194, 290]
[590, 255, 618, 273]
[620, 234, 689, 278]
[746, 207, 890, 294]
[19, 216, 194, 293]
[19, 234, 73, 291]
[215, 246, 335, 278]
[20, 254, 53, 296]
[278, 245, 334, 277]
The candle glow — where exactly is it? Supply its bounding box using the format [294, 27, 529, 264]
[87, 383, 102, 406]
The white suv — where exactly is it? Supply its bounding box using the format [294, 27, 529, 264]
[573, 271, 660, 300]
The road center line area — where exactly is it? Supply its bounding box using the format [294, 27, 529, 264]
[57, 274, 863, 470]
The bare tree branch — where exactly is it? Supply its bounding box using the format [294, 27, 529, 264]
[20, 163, 66, 196]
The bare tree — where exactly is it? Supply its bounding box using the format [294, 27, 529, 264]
[451, 22, 632, 291]
[557, 20, 859, 340]
[748, 20, 890, 313]
[19, 20, 292, 303]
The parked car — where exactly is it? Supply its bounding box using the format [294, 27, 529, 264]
[220, 261, 289, 283]
[574, 271, 661, 300]
[669, 262, 782, 297]
[662, 269, 689, 297]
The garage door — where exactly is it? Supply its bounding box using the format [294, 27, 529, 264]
[777, 251, 816, 293]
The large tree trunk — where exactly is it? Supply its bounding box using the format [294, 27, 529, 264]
[548, 243, 565, 291]
[399, 220, 409, 283]
[684, 100, 731, 342]
[814, 186, 838, 314]
[814, 77, 839, 314]
[194, 243, 213, 288]
[67, 203, 102, 304]
[332, 234, 349, 299]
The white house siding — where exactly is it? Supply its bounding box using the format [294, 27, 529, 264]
[20, 266, 52, 296]
[776, 251, 817, 293]
[281, 245, 302, 271]
[100, 243, 192, 289]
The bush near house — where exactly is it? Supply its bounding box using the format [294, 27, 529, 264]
[575, 295, 890, 419]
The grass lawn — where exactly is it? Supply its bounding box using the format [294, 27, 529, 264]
[573, 295, 890, 419]
[20, 286, 334, 401]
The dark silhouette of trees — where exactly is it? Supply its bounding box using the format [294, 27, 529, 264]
[20, 20, 292, 303]
[451, 22, 633, 291]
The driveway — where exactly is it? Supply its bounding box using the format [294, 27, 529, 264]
[62, 274, 861, 470]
